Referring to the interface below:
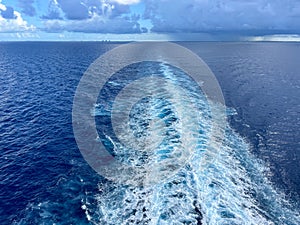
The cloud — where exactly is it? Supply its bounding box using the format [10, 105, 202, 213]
[58, 0, 90, 20]
[41, 0, 63, 20]
[18, 0, 36, 17]
[1, 0, 300, 38]
[144, 0, 300, 34]
[109, 0, 140, 5]
[0, 1, 35, 32]
[41, 10, 62, 20]
[247, 34, 300, 42]
[51, 0, 133, 20]
[43, 14, 145, 33]
[0, 5, 16, 19]
[41, 0, 146, 33]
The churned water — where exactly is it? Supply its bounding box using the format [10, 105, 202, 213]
[0, 42, 299, 224]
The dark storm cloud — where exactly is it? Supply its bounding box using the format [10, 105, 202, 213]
[0, 6, 16, 19]
[18, 0, 36, 17]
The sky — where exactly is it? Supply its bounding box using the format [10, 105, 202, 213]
[0, 0, 300, 41]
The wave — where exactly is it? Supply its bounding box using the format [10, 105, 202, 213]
[17, 62, 300, 225]
[92, 62, 300, 225]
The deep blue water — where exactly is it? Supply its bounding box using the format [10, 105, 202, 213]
[0, 42, 299, 224]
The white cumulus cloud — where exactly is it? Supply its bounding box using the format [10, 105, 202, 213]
[0, 1, 35, 32]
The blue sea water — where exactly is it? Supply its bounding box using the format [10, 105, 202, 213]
[0, 42, 299, 224]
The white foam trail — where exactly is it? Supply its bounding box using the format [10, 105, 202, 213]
[92, 63, 300, 225]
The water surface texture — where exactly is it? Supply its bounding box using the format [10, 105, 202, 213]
[0, 42, 299, 224]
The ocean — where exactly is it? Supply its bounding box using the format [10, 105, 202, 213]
[0, 42, 299, 224]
